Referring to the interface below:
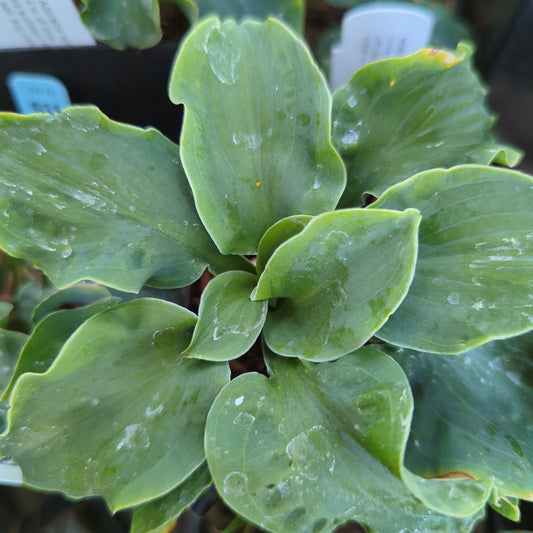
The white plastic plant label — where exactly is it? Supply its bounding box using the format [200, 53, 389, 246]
[330, 1, 436, 90]
[0, 0, 96, 50]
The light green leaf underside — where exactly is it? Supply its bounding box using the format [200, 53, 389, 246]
[256, 215, 311, 274]
[170, 17, 345, 254]
[193, 0, 305, 33]
[80, 0, 161, 49]
[32, 283, 114, 324]
[1, 299, 229, 511]
[385, 329, 533, 504]
[0, 329, 28, 396]
[488, 489, 520, 522]
[1, 296, 120, 401]
[372, 165, 533, 353]
[183, 271, 267, 361]
[130, 462, 212, 533]
[254, 208, 420, 361]
[205, 348, 483, 533]
[0, 106, 247, 293]
[332, 43, 520, 206]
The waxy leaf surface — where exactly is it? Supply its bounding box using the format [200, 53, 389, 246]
[2, 296, 120, 401]
[170, 17, 345, 254]
[205, 348, 482, 533]
[0, 107, 248, 293]
[131, 462, 212, 533]
[386, 330, 533, 506]
[332, 43, 521, 205]
[80, 0, 162, 49]
[372, 165, 533, 353]
[183, 271, 267, 361]
[253, 208, 420, 361]
[1, 299, 229, 511]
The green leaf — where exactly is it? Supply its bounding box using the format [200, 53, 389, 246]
[253, 208, 420, 361]
[170, 17, 346, 254]
[183, 271, 267, 361]
[488, 489, 520, 522]
[194, 0, 305, 33]
[205, 347, 483, 533]
[130, 462, 212, 533]
[372, 165, 533, 353]
[0, 329, 28, 396]
[79, 0, 162, 49]
[0, 106, 249, 293]
[256, 215, 311, 274]
[385, 330, 533, 506]
[332, 43, 521, 206]
[1, 296, 120, 401]
[1, 299, 229, 511]
[32, 283, 114, 325]
[0, 303, 12, 328]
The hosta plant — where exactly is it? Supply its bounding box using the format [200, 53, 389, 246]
[0, 15, 532, 533]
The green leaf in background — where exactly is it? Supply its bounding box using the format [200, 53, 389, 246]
[332, 43, 521, 206]
[193, 0, 305, 33]
[205, 347, 483, 533]
[130, 462, 212, 533]
[32, 283, 114, 324]
[0, 329, 28, 396]
[256, 215, 311, 274]
[384, 330, 533, 509]
[182, 271, 267, 361]
[372, 165, 533, 353]
[253, 208, 420, 361]
[1, 299, 229, 511]
[1, 296, 121, 401]
[170, 17, 346, 254]
[0, 106, 250, 293]
[169, 0, 199, 23]
[79, 0, 162, 50]
[0, 303, 12, 329]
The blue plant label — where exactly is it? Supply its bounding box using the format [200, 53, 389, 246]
[6, 72, 71, 114]
[330, 2, 436, 90]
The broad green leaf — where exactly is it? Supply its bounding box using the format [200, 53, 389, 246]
[0, 106, 250, 293]
[33, 283, 114, 324]
[372, 165, 533, 353]
[0, 303, 12, 328]
[253, 208, 420, 361]
[256, 215, 311, 274]
[205, 347, 483, 533]
[332, 43, 521, 206]
[130, 462, 212, 533]
[1, 297, 120, 401]
[1, 299, 229, 511]
[385, 330, 533, 506]
[79, 0, 162, 49]
[194, 0, 305, 33]
[0, 330, 28, 396]
[183, 271, 267, 361]
[170, 17, 346, 254]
